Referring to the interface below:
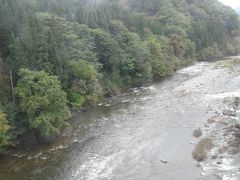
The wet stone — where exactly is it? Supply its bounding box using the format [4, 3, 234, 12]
[207, 118, 215, 124]
[160, 160, 168, 164]
[216, 161, 222, 165]
[211, 154, 218, 159]
[222, 110, 237, 117]
[233, 131, 240, 138]
[196, 163, 201, 167]
[235, 124, 240, 129]
[228, 148, 239, 155]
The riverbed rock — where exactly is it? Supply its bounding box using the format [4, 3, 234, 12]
[235, 124, 240, 129]
[207, 118, 215, 124]
[160, 160, 168, 164]
[211, 154, 218, 159]
[222, 110, 237, 117]
[228, 148, 239, 155]
[233, 131, 240, 138]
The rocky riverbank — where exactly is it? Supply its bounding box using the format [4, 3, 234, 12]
[192, 58, 240, 179]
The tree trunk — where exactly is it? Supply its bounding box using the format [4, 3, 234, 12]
[33, 128, 41, 144]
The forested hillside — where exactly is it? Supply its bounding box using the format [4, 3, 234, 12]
[0, 0, 239, 151]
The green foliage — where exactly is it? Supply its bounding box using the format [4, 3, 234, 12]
[0, 110, 10, 150]
[91, 28, 124, 92]
[16, 69, 70, 136]
[110, 20, 153, 85]
[0, 0, 239, 149]
[70, 60, 98, 81]
[147, 35, 174, 77]
[0, 57, 10, 104]
[69, 60, 103, 107]
[198, 43, 223, 60]
[233, 36, 240, 54]
[129, 0, 240, 59]
[68, 90, 86, 110]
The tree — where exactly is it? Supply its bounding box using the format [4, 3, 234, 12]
[16, 69, 70, 139]
[0, 0, 14, 56]
[0, 110, 10, 151]
[147, 35, 170, 77]
[92, 28, 124, 92]
[69, 60, 103, 109]
[0, 57, 11, 104]
[0, 0, 239, 150]
[110, 21, 153, 85]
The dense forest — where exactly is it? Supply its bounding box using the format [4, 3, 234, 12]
[0, 0, 239, 151]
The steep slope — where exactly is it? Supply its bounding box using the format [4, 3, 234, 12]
[126, 0, 240, 58]
[0, 0, 239, 150]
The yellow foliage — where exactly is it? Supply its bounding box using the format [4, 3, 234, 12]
[0, 112, 9, 134]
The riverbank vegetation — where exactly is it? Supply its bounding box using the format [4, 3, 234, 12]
[0, 0, 239, 151]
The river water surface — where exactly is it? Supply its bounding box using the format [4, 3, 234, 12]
[1, 59, 240, 180]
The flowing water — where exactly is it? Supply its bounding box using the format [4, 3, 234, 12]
[1, 59, 240, 180]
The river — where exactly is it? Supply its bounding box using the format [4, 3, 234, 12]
[1, 59, 240, 180]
